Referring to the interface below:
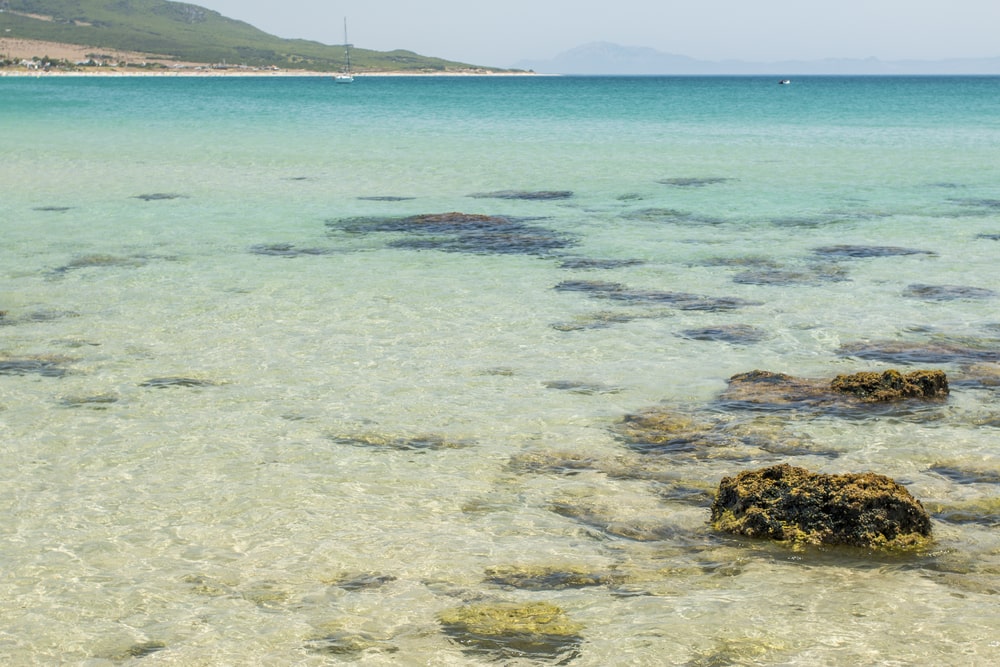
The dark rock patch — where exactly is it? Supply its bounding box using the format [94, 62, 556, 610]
[926, 464, 1000, 485]
[483, 565, 625, 590]
[507, 451, 601, 476]
[731, 264, 850, 286]
[357, 195, 415, 201]
[0, 358, 69, 378]
[249, 243, 336, 257]
[612, 409, 827, 460]
[658, 177, 734, 188]
[468, 190, 574, 200]
[711, 463, 932, 549]
[811, 244, 937, 259]
[553, 280, 758, 312]
[328, 211, 574, 256]
[33, 206, 73, 212]
[327, 432, 469, 451]
[543, 380, 623, 395]
[551, 310, 661, 331]
[329, 573, 397, 591]
[676, 324, 769, 345]
[139, 377, 221, 388]
[838, 339, 1000, 365]
[950, 198, 1000, 209]
[134, 193, 187, 201]
[976, 233, 1000, 241]
[699, 256, 781, 269]
[305, 632, 398, 656]
[556, 257, 645, 270]
[926, 497, 1000, 526]
[59, 393, 119, 409]
[902, 283, 997, 301]
[439, 601, 583, 663]
[625, 208, 725, 225]
[50, 253, 148, 275]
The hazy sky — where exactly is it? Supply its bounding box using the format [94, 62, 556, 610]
[192, 1, 1000, 67]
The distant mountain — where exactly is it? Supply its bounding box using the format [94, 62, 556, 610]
[516, 42, 1000, 75]
[0, 0, 494, 72]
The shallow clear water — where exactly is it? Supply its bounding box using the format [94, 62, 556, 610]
[2, 75, 1000, 665]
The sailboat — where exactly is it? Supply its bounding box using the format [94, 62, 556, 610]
[335, 17, 354, 83]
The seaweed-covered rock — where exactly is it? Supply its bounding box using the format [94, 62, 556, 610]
[139, 377, 221, 388]
[711, 464, 932, 549]
[439, 601, 583, 662]
[553, 280, 758, 312]
[249, 243, 336, 257]
[0, 357, 70, 378]
[717, 369, 949, 413]
[830, 370, 949, 401]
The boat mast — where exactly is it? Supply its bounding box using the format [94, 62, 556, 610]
[343, 17, 351, 74]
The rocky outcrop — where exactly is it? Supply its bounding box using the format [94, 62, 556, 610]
[711, 464, 932, 549]
[717, 368, 949, 412]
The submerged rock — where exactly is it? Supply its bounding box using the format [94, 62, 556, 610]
[483, 565, 625, 590]
[139, 377, 221, 388]
[676, 324, 769, 345]
[468, 190, 574, 200]
[50, 253, 148, 275]
[711, 463, 932, 549]
[249, 243, 336, 257]
[439, 601, 583, 662]
[305, 631, 398, 656]
[0, 358, 69, 378]
[553, 279, 758, 312]
[357, 195, 415, 201]
[830, 370, 949, 402]
[543, 380, 623, 394]
[658, 177, 734, 187]
[838, 339, 1000, 365]
[557, 257, 645, 270]
[811, 244, 937, 259]
[328, 211, 574, 256]
[902, 283, 997, 301]
[717, 369, 949, 413]
[327, 432, 469, 451]
[328, 572, 397, 591]
[134, 193, 187, 201]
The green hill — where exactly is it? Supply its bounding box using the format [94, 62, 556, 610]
[0, 0, 500, 72]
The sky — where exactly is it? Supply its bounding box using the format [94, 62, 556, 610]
[191, 1, 1000, 68]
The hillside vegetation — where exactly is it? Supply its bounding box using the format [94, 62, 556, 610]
[0, 0, 497, 72]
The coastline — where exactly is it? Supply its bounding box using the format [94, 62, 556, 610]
[0, 68, 536, 77]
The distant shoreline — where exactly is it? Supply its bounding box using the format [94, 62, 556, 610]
[0, 68, 535, 78]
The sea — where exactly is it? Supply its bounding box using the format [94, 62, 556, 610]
[1, 74, 999, 665]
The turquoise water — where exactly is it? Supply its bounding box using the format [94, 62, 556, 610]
[2, 75, 1000, 665]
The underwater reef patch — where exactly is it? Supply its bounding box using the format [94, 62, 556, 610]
[468, 190, 574, 200]
[716, 369, 949, 414]
[711, 463, 932, 549]
[327, 211, 575, 256]
[439, 601, 583, 663]
[554, 280, 759, 311]
[657, 177, 734, 188]
[249, 243, 337, 257]
[902, 284, 997, 301]
[811, 244, 937, 259]
[676, 324, 769, 345]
